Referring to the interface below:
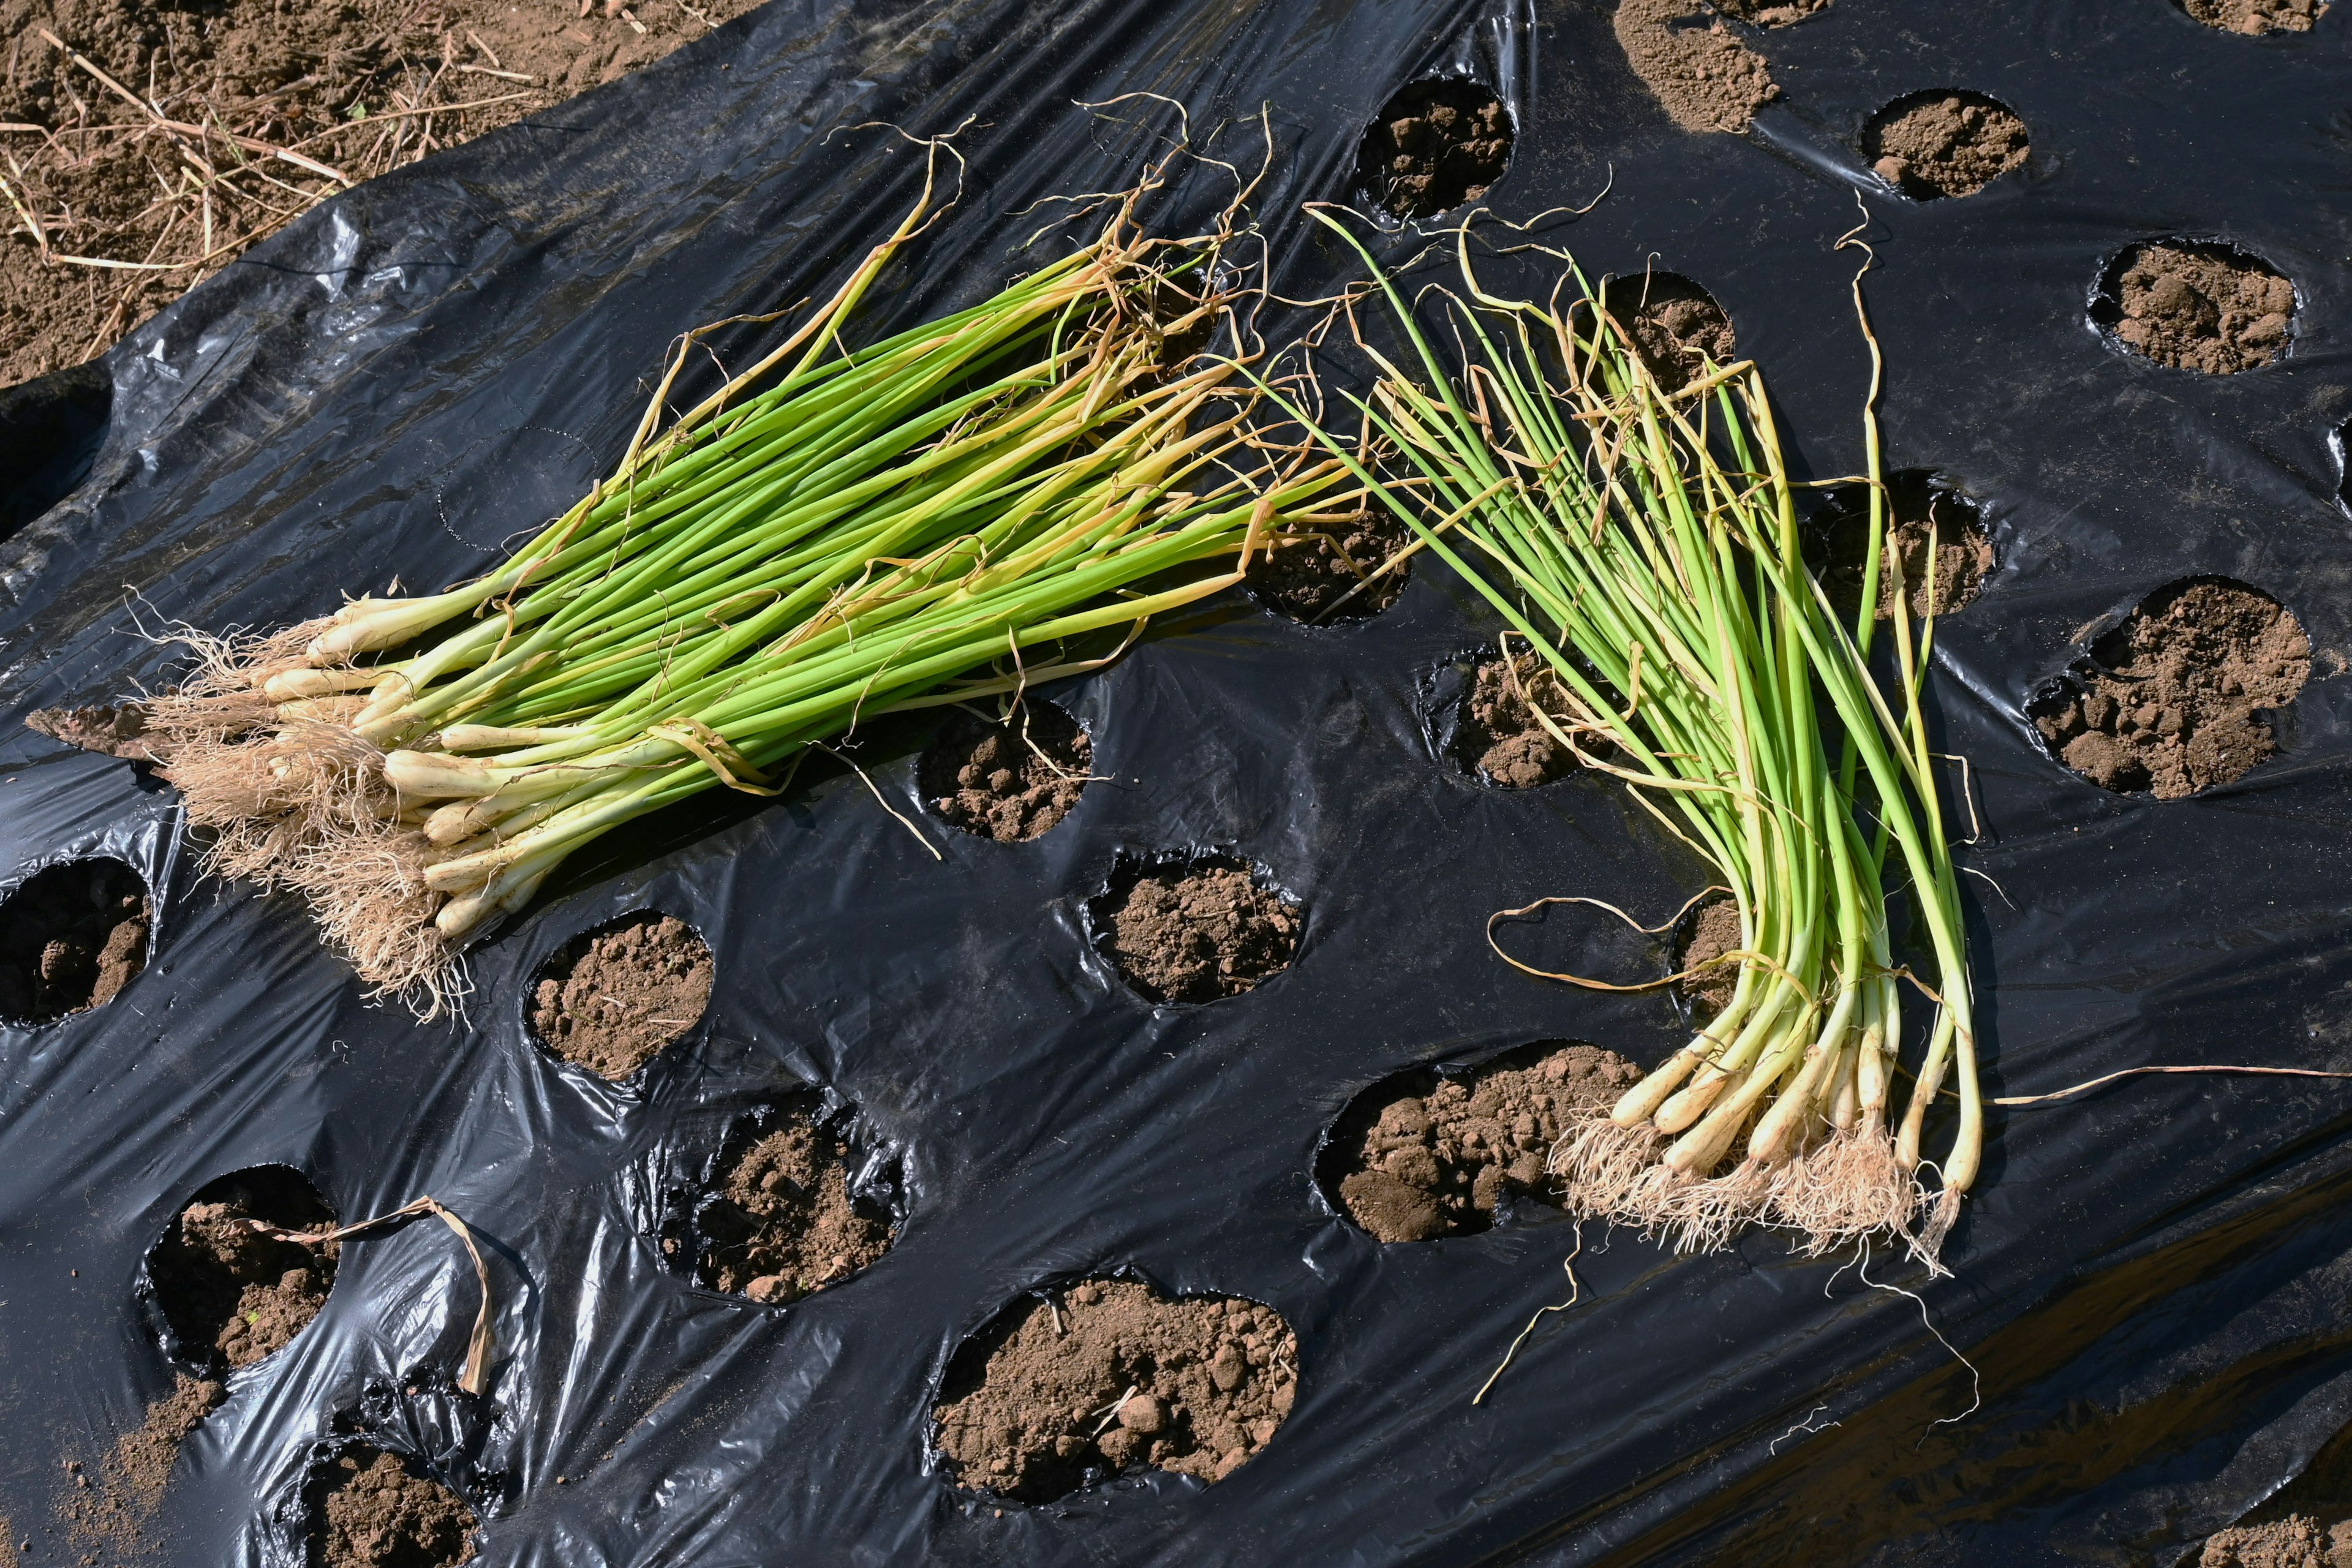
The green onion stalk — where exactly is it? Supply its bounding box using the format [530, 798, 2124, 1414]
[146, 161, 1354, 1012]
[1269, 214, 1978, 1265]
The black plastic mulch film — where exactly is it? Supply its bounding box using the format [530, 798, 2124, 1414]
[0, 0, 2348, 1562]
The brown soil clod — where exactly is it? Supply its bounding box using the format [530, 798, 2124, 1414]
[303, 1447, 478, 1568]
[678, 1098, 895, 1305]
[24, 702, 154, 760]
[2031, 578, 2310, 799]
[1355, 77, 1513, 222]
[1813, 470, 1996, 620]
[2095, 241, 2297, 375]
[529, 912, 714, 1081]
[0, 856, 149, 1024]
[1676, 893, 1744, 1019]
[1455, 650, 1588, 789]
[1591, 272, 1737, 393]
[147, 1166, 340, 1374]
[933, 1277, 1299, 1502]
[1091, 854, 1302, 1005]
[918, 703, 1091, 844]
[1863, 90, 2030, 200]
[1247, 508, 1414, 625]
[1322, 1042, 1640, 1243]
[1614, 0, 1780, 135]
[2201, 1514, 2352, 1567]
[2179, 0, 2327, 33]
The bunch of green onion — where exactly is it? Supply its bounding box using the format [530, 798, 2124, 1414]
[149, 170, 1351, 1008]
[1276, 216, 1978, 1264]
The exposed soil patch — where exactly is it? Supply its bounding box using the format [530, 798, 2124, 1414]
[2095, 242, 2296, 375]
[1594, 271, 1736, 393]
[2200, 1515, 2352, 1567]
[1322, 1042, 1639, 1243]
[1248, 508, 1413, 625]
[0, 0, 768, 391]
[1355, 77, 1512, 222]
[58, 1373, 223, 1559]
[1614, 0, 1779, 135]
[148, 1166, 339, 1374]
[2179, 0, 2326, 33]
[304, 1447, 477, 1568]
[1455, 650, 1586, 789]
[0, 855, 149, 1023]
[529, 912, 712, 1080]
[1814, 471, 1995, 620]
[24, 702, 153, 759]
[918, 703, 1091, 844]
[680, 1098, 894, 1304]
[2032, 578, 2310, 799]
[1676, 893, 1744, 1019]
[1091, 855, 1301, 1005]
[933, 1278, 1298, 1502]
[1863, 91, 2030, 200]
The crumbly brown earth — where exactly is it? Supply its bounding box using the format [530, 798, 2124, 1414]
[58, 1373, 224, 1561]
[933, 1279, 1298, 1502]
[0, 856, 149, 1022]
[1817, 478, 1995, 620]
[1098, 860, 1299, 1005]
[1864, 92, 2029, 200]
[2181, 0, 2326, 33]
[2201, 1515, 2352, 1567]
[1614, 0, 1779, 135]
[2103, 243, 2296, 375]
[305, 1449, 477, 1568]
[1459, 651, 1584, 789]
[0, 0, 767, 390]
[529, 912, 712, 1080]
[1249, 508, 1412, 624]
[1677, 894, 1743, 1018]
[1356, 78, 1512, 221]
[149, 1169, 339, 1373]
[919, 704, 1091, 843]
[1597, 273, 1736, 393]
[1329, 1044, 1638, 1243]
[2034, 579, 2310, 799]
[694, 1107, 892, 1303]
[24, 702, 153, 759]
[1710, 0, 1829, 21]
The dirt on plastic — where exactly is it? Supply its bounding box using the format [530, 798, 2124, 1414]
[2097, 242, 2296, 375]
[1864, 91, 2030, 200]
[2032, 579, 2310, 799]
[1354, 77, 1512, 221]
[148, 1167, 340, 1374]
[1676, 893, 1743, 1019]
[23, 704, 153, 760]
[1247, 508, 1413, 625]
[686, 1101, 894, 1305]
[932, 1278, 1298, 1502]
[1711, 0, 1830, 22]
[1815, 472, 1996, 620]
[1324, 1042, 1639, 1243]
[1613, 0, 1779, 135]
[56, 1373, 224, 1561]
[303, 1448, 477, 1568]
[2179, 0, 2326, 34]
[2199, 1514, 2352, 1567]
[529, 912, 714, 1080]
[918, 704, 1091, 844]
[0, 856, 149, 1023]
[1093, 858, 1300, 1005]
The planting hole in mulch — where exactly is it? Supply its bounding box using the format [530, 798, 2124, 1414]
[1452, 650, 1591, 789]
[528, 912, 713, 1081]
[2030, 578, 2310, 799]
[0, 856, 149, 1025]
[1588, 272, 1736, 394]
[147, 1166, 339, 1375]
[1614, 0, 1780, 135]
[932, 1277, 1299, 1502]
[1863, 90, 2030, 200]
[1812, 470, 1996, 620]
[1675, 892, 1744, 1020]
[1246, 508, 1414, 625]
[1319, 1042, 1640, 1243]
[918, 703, 1092, 843]
[667, 1095, 897, 1305]
[2177, 0, 2326, 33]
[303, 1447, 478, 1568]
[2092, 241, 2296, 375]
[1354, 78, 1513, 222]
[1088, 853, 1302, 1005]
